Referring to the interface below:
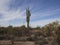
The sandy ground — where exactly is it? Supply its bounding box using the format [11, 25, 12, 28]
[0, 40, 35, 45]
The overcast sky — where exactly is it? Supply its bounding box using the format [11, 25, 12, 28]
[0, 0, 60, 27]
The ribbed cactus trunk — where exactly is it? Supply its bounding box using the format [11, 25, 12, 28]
[27, 21, 29, 29]
[26, 8, 31, 29]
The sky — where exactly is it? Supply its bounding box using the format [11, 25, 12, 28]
[0, 0, 60, 27]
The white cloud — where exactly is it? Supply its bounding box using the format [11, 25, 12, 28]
[0, 0, 60, 27]
[0, 0, 10, 12]
[0, 0, 26, 26]
[0, 9, 25, 21]
[0, 9, 26, 26]
[30, 17, 60, 27]
[31, 8, 60, 19]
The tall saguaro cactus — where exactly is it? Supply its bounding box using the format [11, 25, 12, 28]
[26, 8, 31, 29]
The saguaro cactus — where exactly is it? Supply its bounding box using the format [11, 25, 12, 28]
[26, 8, 31, 29]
